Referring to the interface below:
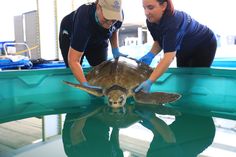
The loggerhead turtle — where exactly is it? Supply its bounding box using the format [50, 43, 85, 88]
[64, 56, 181, 108]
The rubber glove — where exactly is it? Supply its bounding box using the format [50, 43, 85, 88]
[112, 47, 128, 58]
[138, 51, 155, 65]
[134, 79, 153, 93]
[82, 82, 102, 90]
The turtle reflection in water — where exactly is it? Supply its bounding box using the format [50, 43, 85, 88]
[66, 103, 181, 145]
[64, 56, 181, 108]
[63, 107, 215, 157]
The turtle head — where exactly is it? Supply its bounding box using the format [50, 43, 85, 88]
[107, 90, 127, 108]
[105, 85, 128, 108]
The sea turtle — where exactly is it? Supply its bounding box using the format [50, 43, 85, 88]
[64, 56, 181, 108]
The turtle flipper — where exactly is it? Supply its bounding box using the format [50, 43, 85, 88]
[68, 106, 103, 145]
[135, 110, 176, 143]
[67, 106, 103, 123]
[63, 81, 104, 97]
[134, 91, 181, 105]
[137, 105, 181, 116]
[150, 116, 176, 143]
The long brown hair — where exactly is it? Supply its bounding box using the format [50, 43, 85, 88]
[157, 0, 174, 15]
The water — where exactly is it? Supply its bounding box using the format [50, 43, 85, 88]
[62, 110, 215, 157]
[1, 101, 236, 157]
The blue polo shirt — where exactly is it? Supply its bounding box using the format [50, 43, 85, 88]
[71, 3, 122, 53]
[147, 10, 214, 54]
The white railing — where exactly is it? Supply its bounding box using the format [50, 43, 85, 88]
[3, 42, 32, 58]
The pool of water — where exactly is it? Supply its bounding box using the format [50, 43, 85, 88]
[1, 99, 236, 157]
[1, 67, 236, 157]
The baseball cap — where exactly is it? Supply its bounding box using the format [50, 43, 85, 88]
[98, 0, 123, 21]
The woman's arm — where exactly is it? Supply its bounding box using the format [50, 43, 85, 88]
[149, 51, 176, 82]
[110, 31, 119, 48]
[135, 41, 176, 93]
[150, 40, 162, 55]
[68, 47, 87, 83]
[110, 31, 127, 58]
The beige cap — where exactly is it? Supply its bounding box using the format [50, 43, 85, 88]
[98, 0, 123, 21]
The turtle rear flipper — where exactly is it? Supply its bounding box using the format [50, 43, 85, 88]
[134, 91, 181, 105]
[63, 81, 104, 96]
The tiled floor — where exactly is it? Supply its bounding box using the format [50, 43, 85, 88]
[0, 118, 42, 154]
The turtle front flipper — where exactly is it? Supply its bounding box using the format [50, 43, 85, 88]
[135, 110, 176, 143]
[63, 81, 104, 96]
[137, 105, 181, 116]
[149, 116, 176, 143]
[67, 106, 104, 123]
[134, 91, 181, 105]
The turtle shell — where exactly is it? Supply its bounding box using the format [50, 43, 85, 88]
[86, 57, 153, 97]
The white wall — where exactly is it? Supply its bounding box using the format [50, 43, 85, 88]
[173, 0, 236, 35]
[123, 0, 146, 25]
[37, 0, 58, 59]
[0, 0, 36, 41]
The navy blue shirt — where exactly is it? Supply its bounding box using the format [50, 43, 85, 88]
[71, 3, 122, 53]
[147, 10, 214, 53]
[60, 11, 74, 37]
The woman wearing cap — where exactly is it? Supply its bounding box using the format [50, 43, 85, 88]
[135, 0, 217, 93]
[59, 0, 125, 89]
